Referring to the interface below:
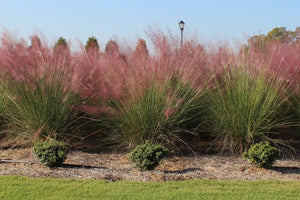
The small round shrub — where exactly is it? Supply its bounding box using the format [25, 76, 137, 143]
[33, 139, 68, 167]
[243, 142, 280, 168]
[128, 141, 169, 170]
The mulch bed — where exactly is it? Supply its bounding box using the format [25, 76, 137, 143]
[1, 148, 299, 182]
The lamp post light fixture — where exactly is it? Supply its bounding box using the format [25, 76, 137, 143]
[178, 20, 185, 46]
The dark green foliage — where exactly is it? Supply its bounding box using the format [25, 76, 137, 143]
[85, 36, 99, 51]
[264, 27, 296, 43]
[33, 139, 68, 167]
[128, 141, 169, 170]
[54, 37, 67, 50]
[243, 142, 280, 168]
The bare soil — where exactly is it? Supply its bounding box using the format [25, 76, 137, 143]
[0, 148, 299, 182]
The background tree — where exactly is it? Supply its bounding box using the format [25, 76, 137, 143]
[248, 34, 265, 50]
[264, 27, 296, 44]
[85, 36, 99, 52]
[54, 37, 68, 50]
[248, 27, 298, 48]
[295, 27, 300, 42]
[133, 39, 149, 58]
[53, 37, 70, 65]
[29, 35, 42, 50]
[245, 27, 300, 53]
[105, 39, 119, 54]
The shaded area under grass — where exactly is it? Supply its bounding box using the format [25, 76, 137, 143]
[0, 176, 299, 200]
[271, 166, 300, 175]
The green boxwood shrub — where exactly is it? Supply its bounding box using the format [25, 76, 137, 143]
[33, 139, 68, 167]
[128, 141, 169, 170]
[243, 142, 280, 168]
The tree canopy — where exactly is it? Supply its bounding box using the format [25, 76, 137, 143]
[105, 39, 119, 54]
[85, 36, 99, 52]
[248, 27, 299, 49]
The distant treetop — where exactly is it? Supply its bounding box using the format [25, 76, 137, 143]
[54, 37, 68, 51]
[248, 27, 300, 49]
[133, 39, 149, 58]
[29, 35, 42, 49]
[55, 37, 67, 47]
[85, 36, 99, 52]
[105, 39, 119, 54]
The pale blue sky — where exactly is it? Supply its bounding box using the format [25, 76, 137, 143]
[0, 0, 299, 48]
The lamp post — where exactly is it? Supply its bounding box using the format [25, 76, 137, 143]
[178, 20, 185, 46]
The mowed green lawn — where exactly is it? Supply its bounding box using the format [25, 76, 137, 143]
[0, 176, 299, 200]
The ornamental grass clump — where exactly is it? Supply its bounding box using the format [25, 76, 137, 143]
[0, 81, 8, 130]
[128, 140, 169, 170]
[4, 73, 82, 141]
[0, 33, 83, 143]
[93, 31, 209, 149]
[104, 76, 206, 149]
[33, 139, 68, 167]
[243, 141, 280, 168]
[206, 64, 290, 154]
[67, 31, 209, 150]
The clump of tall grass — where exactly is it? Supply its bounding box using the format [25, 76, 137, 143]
[70, 32, 210, 150]
[4, 73, 81, 141]
[205, 63, 291, 154]
[104, 74, 206, 150]
[244, 41, 300, 150]
[0, 81, 8, 131]
[0, 32, 82, 144]
[86, 33, 210, 150]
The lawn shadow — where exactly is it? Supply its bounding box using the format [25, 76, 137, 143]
[60, 163, 108, 170]
[271, 166, 300, 175]
[161, 168, 201, 174]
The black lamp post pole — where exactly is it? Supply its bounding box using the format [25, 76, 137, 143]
[178, 20, 185, 47]
[180, 28, 183, 46]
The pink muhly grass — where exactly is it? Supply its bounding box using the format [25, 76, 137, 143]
[142, 31, 211, 92]
[243, 41, 300, 94]
[0, 32, 74, 87]
[72, 44, 127, 101]
[32, 127, 43, 139]
[164, 107, 175, 119]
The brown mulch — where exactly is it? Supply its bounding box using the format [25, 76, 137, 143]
[0, 148, 299, 182]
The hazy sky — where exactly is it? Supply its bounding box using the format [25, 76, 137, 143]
[0, 0, 299, 48]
